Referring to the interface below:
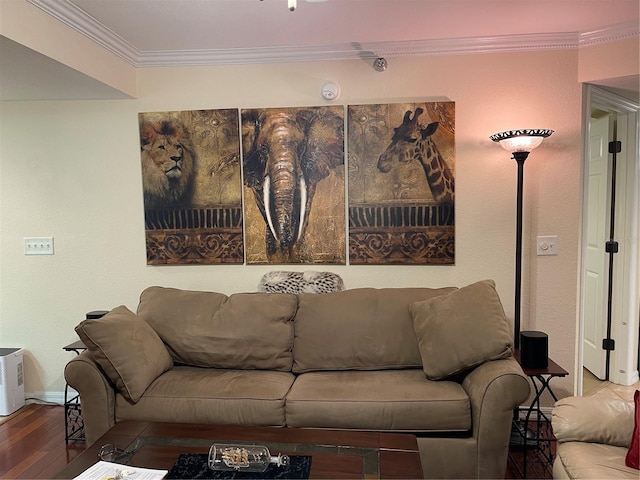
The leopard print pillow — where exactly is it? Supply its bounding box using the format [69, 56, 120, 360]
[258, 271, 345, 294]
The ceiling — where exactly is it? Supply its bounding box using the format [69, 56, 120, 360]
[1, 0, 639, 100]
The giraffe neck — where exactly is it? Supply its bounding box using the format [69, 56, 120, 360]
[415, 137, 455, 203]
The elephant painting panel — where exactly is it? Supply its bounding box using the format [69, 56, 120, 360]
[138, 109, 243, 264]
[242, 106, 345, 264]
[348, 102, 455, 265]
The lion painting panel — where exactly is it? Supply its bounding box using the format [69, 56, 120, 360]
[138, 110, 244, 265]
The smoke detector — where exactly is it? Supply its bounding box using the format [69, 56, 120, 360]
[321, 81, 341, 101]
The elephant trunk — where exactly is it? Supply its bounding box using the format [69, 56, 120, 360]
[263, 148, 306, 250]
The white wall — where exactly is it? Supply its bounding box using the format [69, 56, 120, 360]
[0, 0, 137, 97]
[0, 49, 582, 403]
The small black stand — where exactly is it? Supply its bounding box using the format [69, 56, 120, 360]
[63, 340, 87, 443]
[510, 350, 568, 478]
[63, 310, 107, 443]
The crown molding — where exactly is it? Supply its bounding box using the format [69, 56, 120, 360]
[28, 0, 639, 67]
[135, 32, 580, 67]
[579, 20, 639, 46]
[28, 0, 139, 64]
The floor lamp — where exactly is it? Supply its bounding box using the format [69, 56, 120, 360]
[490, 129, 553, 350]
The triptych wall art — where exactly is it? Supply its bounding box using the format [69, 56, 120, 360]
[138, 102, 455, 266]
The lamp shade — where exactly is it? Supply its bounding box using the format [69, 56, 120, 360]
[490, 129, 553, 153]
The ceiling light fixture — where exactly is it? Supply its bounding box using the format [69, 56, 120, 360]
[259, 0, 328, 11]
[259, 0, 297, 11]
[490, 128, 553, 350]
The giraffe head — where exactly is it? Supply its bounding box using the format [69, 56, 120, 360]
[377, 108, 439, 173]
[378, 108, 454, 203]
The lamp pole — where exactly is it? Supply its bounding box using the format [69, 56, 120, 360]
[512, 151, 530, 350]
[490, 128, 553, 351]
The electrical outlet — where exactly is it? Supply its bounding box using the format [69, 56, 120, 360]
[24, 237, 54, 255]
[536, 236, 558, 256]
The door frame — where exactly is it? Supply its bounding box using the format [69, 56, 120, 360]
[577, 84, 640, 393]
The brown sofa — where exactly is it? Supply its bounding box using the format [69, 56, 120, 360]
[65, 280, 530, 479]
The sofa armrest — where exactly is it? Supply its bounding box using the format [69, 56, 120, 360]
[64, 351, 116, 445]
[462, 357, 531, 478]
[552, 395, 634, 447]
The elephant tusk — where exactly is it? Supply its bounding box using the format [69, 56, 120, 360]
[263, 175, 279, 242]
[297, 176, 307, 243]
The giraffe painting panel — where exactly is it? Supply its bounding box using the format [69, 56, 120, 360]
[347, 102, 455, 265]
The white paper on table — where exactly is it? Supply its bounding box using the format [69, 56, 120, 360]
[72, 460, 168, 480]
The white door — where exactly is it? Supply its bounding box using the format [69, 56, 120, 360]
[582, 115, 611, 379]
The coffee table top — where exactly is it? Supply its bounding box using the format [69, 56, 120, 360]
[55, 421, 422, 479]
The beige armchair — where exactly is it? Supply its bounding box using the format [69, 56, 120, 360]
[551, 393, 638, 479]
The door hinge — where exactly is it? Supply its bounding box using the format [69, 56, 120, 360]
[605, 240, 619, 253]
[608, 141, 622, 154]
[602, 338, 615, 351]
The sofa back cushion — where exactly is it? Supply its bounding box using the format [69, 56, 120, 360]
[292, 287, 457, 373]
[137, 286, 297, 371]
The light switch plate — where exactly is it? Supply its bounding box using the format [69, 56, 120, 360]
[536, 236, 558, 256]
[24, 237, 54, 255]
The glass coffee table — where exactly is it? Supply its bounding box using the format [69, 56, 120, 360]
[55, 421, 423, 479]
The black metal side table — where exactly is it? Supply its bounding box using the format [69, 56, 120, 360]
[63, 310, 108, 443]
[511, 350, 569, 478]
[63, 339, 87, 443]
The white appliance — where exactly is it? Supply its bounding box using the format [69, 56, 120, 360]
[0, 348, 25, 415]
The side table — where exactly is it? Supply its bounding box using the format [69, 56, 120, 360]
[511, 350, 568, 478]
[62, 310, 108, 443]
[62, 339, 86, 443]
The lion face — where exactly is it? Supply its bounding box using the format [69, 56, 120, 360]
[140, 120, 196, 209]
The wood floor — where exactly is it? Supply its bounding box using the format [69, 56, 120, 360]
[0, 404, 85, 479]
[0, 403, 552, 479]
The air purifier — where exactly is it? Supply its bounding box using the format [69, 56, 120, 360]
[0, 348, 25, 415]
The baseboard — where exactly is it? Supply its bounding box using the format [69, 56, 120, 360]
[516, 405, 553, 420]
[25, 390, 73, 406]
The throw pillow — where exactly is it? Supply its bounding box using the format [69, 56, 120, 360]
[75, 305, 173, 402]
[625, 389, 640, 469]
[258, 271, 345, 294]
[409, 279, 513, 380]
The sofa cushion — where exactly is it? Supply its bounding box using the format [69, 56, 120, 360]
[116, 366, 294, 426]
[292, 287, 457, 373]
[75, 305, 173, 403]
[285, 370, 470, 431]
[409, 280, 512, 380]
[137, 286, 297, 371]
[555, 442, 639, 479]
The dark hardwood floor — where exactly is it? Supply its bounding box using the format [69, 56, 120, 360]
[0, 404, 553, 479]
[0, 404, 85, 479]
